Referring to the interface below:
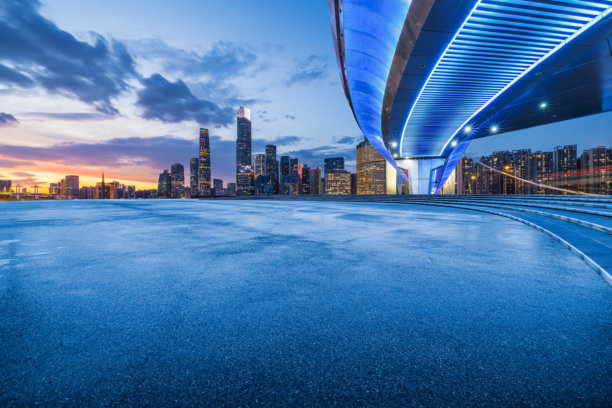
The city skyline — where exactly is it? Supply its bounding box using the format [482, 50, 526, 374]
[1, 0, 611, 191]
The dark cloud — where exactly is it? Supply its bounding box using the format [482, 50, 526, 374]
[182, 41, 257, 79]
[129, 39, 258, 80]
[136, 74, 233, 127]
[0, 0, 137, 115]
[252, 136, 301, 152]
[333, 135, 358, 145]
[285, 115, 296, 120]
[0, 63, 34, 87]
[0, 112, 18, 125]
[0, 158, 34, 168]
[286, 55, 329, 86]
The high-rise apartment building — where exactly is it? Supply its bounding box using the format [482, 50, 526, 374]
[190, 157, 199, 194]
[552, 145, 577, 192]
[265, 144, 278, 195]
[170, 163, 185, 198]
[236, 107, 253, 195]
[198, 128, 211, 195]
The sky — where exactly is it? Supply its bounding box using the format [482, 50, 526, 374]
[1, 0, 610, 190]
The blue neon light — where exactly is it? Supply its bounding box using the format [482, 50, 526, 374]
[342, 0, 412, 165]
[400, 0, 612, 158]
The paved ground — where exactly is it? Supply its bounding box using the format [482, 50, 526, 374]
[0, 200, 610, 406]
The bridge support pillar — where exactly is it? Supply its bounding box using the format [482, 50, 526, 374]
[396, 158, 445, 195]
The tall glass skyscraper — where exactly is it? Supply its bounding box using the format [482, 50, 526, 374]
[190, 157, 198, 195]
[236, 107, 253, 195]
[265, 145, 278, 195]
[280, 156, 291, 194]
[198, 128, 211, 195]
[170, 163, 185, 198]
[290, 157, 299, 195]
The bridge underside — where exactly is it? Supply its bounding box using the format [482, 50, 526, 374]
[330, 0, 612, 194]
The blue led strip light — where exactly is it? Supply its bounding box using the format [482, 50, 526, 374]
[400, 0, 612, 158]
[342, 0, 412, 165]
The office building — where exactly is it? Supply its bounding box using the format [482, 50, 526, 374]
[0, 180, 11, 193]
[64, 175, 79, 199]
[280, 156, 291, 194]
[265, 144, 278, 194]
[326, 170, 351, 195]
[190, 158, 199, 195]
[170, 163, 185, 198]
[158, 169, 171, 198]
[226, 183, 236, 196]
[356, 139, 396, 195]
[254, 153, 266, 195]
[213, 179, 223, 196]
[198, 128, 211, 195]
[236, 107, 253, 195]
[290, 157, 299, 195]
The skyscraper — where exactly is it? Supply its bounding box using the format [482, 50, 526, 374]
[190, 157, 199, 195]
[324, 157, 344, 174]
[265, 144, 278, 195]
[236, 107, 252, 172]
[324, 157, 345, 194]
[157, 170, 171, 198]
[356, 139, 396, 195]
[326, 171, 351, 195]
[198, 128, 211, 195]
[236, 107, 253, 195]
[213, 179, 223, 196]
[170, 163, 185, 198]
[280, 156, 291, 194]
[301, 164, 311, 194]
[254, 154, 266, 195]
[290, 157, 299, 195]
[0, 180, 11, 193]
[64, 175, 79, 199]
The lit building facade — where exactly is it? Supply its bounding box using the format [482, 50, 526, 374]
[190, 157, 198, 195]
[198, 128, 211, 195]
[326, 170, 351, 195]
[265, 144, 278, 195]
[236, 107, 253, 195]
[170, 163, 185, 198]
[356, 139, 396, 195]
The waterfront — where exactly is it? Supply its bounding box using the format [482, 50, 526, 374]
[1, 200, 610, 406]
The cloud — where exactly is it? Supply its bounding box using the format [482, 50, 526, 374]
[0, 136, 198, 170]
[281, 145, 356, 170]
[286, 55, 329, 86]
[136, 74, 233, 127]
[285, 115, 296, 120]
[129, 39, 258, 80]
[0, 0, 137, 115]
[0, 112, 18, 126]
[20, 112, 110, 121]
[0, 158, 34, 167]
[333, 135, 358, 145]
[252, 135, 301, 152]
